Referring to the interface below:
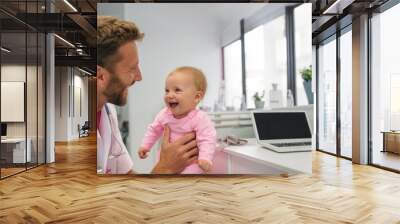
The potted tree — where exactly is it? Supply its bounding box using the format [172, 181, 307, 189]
[300, 66, 313, 104]
[253, 91, 265, 109]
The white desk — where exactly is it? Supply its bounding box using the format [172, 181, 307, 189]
[213, 138, 312, 174]
[1, 138, 31, 163]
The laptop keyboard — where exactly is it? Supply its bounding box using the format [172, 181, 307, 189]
[271, 142, 311, 147]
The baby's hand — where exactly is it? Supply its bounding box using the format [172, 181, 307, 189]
[198, 160, 212, 173]
[138, 147, 149, 159]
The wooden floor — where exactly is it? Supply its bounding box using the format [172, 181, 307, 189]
[1, 167, 26, 178]
[1, 135, 400, 223]
[373, 151, 400, 171]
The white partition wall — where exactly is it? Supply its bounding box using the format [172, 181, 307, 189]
[54, 67, 89, 141]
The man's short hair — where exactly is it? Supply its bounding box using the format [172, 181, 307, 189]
[97, 16, 144, 71]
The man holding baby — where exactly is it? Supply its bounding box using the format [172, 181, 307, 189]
[97, 16, 199, 174]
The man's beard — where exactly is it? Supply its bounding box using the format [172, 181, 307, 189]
[103, 73, 128, 106]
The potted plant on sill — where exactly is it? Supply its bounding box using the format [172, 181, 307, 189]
[253, 91, 265, 109]
[300, 65, 313, 104]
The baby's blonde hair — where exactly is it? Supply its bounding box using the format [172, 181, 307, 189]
[168, 66, 207, 95]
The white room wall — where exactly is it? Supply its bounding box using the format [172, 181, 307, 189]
[117, 3, 265, 173]
[54, 67, 89, 141]
[72, 73, 89, 138]
[55, 67, 69, 141]
[98, 3, 125, 19]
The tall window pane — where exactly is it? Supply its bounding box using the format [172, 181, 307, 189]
[224, 40, 243, 111]
[294, 4, 312, 106]
[340, 28, 352, 158]
[318, 36, 337, 154]
[371, 3, 400, 171]
[245, 15, 287, 109]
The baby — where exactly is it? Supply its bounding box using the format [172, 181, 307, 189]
[138, 66, 217, 174]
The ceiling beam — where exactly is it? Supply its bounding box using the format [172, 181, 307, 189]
[67, 13, 97, 40]
[55, 55, 96, 71]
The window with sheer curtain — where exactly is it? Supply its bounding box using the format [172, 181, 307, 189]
[223, 40, 243, 111]
[294, 4, 312, 106]
[340, 28, 352, 158]
[317, 36, 337, 154]
[244, 15, 287, 109]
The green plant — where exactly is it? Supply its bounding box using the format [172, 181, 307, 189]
[300, 65, 312, 81]
[253, 91, 265, 102]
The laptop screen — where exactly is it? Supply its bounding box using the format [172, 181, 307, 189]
[253, 112, 311, 140]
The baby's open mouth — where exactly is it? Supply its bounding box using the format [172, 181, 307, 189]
[169, 102, 179, 108]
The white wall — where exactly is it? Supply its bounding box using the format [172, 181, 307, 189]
[55, 67, 69, 141]
[73, 74, 89, 137]
[98, 3, 125, 19]
[54, 67, 89, 141]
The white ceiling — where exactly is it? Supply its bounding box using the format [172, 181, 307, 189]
[119, 3, 291, 31]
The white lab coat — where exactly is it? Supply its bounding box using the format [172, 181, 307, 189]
[97, 103, 133, 174]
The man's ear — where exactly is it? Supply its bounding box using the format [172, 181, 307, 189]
[97, 65, 105, 81]
[97, 65, 108, 91]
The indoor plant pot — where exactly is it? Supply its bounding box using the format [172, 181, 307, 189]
[253, 91, 265, 109]
[300, 66, 313, 104]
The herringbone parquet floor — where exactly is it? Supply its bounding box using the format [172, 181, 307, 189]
[1, 135, 399, 223]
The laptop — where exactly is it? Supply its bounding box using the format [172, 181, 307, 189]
[251, 111, 312, 153]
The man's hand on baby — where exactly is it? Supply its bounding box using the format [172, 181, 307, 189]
[138, 147, 149, 159]
[198, 159, 212, 173]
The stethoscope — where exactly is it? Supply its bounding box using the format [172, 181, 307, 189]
[104, 104, 127, 173]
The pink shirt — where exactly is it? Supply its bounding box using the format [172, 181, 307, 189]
[141, 108, 217, 174]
